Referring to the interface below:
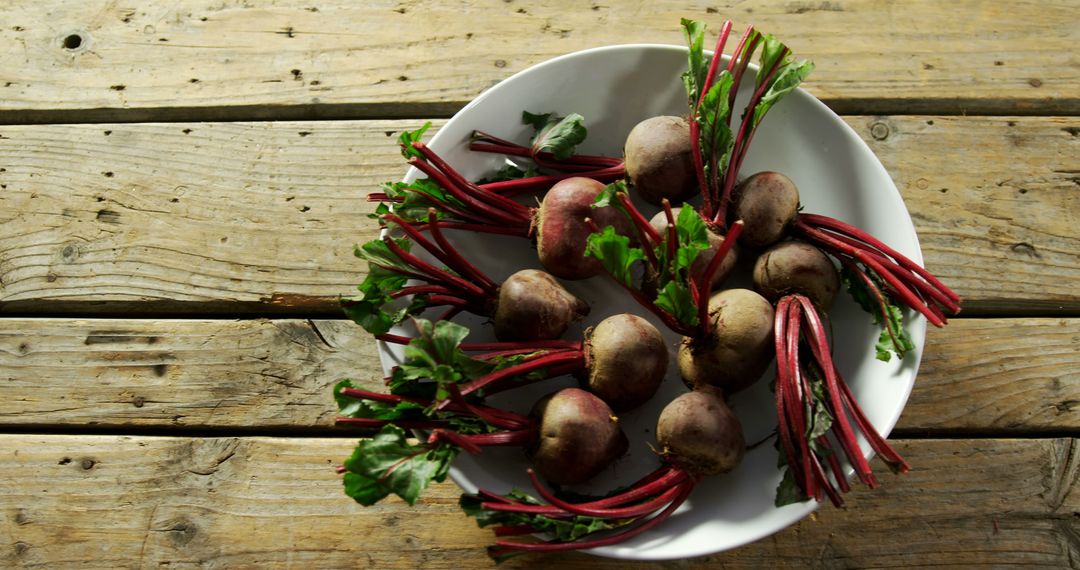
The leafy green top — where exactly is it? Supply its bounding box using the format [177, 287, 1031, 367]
[341, 238, 432, 336]
[586, 182, 712, 335]
[522, 111, 587, 160]
[334, 319, 549, 507]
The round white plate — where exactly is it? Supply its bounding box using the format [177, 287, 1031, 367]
[379, 44, 926, 560]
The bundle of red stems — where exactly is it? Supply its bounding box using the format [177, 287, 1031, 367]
[688, 20, 793, 228]
[476, 464, 697, 556]
[368, 137, 625, 237]
[344, 209, 499, 322]
[376, 334, 588, 409]
[470, 130, 626, 196]
[773, 294, 910, 507]
[335, 387, 533, 454]
[793, 214, 962, 327]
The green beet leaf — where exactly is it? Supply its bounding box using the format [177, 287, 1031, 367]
[750, 36, 814, 132]
[523, 111, 587, 161]
[343, 425, 458, 506]
[680, 18, 708, 108]
[397, 122, 432, 159]
[333, 379, 427, 421]
[654, 281, 699, 328]
[341, 239, 429, 336]
[584, 225, 644, 288]
[840, 264, 915, 361]
[373, 178, 464, 225]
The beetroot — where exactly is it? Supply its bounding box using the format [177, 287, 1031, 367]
[528, 388, 629, 485]
[536, 177, 633, 280]
[752, 240, 840, 310]
[677, 288, 775, 394]
[624, 115, 697, 205]
[583, 313, 668, 411]
[730, 171, 800, 248]
[493, 269, 589, 341]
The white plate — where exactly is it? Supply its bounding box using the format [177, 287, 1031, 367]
[379, 44, 926, 560]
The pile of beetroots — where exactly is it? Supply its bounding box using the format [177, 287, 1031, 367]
[330, 18, 961, 559]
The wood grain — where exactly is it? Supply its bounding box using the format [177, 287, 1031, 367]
[0, 116, 1076, 316]
[0, 435, 1076, 568]
[0, 1, 1077, 123]
[1, 318, 1076, 434]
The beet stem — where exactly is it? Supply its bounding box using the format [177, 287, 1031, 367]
[408, 157, 529, 228]
[335, 417, 448, 430]
[425, 209, 500, 293]
[822, 229, 960, 314]
[618, 192, 663, 261]
[793, 220, 947, 326]
[696, 220, 744, 336]
[795, 296, 878, 488]
[691, 19, 733, 217]
[527, 468, 686, 519]
[455, 351, 586, 399]
[799, 213, 960, 305]
[461, 339, 582, 352]
[411, 143, 533, 220]
[715, 44, 787, 227]
[491, 481, 694, 554]
[414, 220, 532, 238]
[380, 235, 488, 299]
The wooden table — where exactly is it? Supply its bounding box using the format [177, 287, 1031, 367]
[1, 2, 1077, 567]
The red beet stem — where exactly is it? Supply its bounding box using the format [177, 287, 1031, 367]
[795, 295, 878, 488]
[428, 428, 532, 454]
[455, 350, 586, 398]
[714, 44, 787, 227]
[408, 157, 529, 228]
[462, 339, 582, 352]
[425, 209, 499, 292]
[774, 297, 804, 497]
[618, 192, 663, 253]
[839, 258, 906, 355]
[480, 164, 626, 198]
[837, 379, 911, 474]
[413, 220, 531, 238]
[339, 387, 425, 406]
[781, 296, 817, 499]
[793, 220, 947, 327]
[481, 466, 686, 517]
[468, 132, 623, 167]
[696, 220, 744, 336]
[526, 468, 685, 519]
[692, 19, 734, 216]
[335, 417, 447, 430]
[819, 228, 960, 315]
[380, 235, 488, 299]
[490, 482, 694, 554]
[799, 213, 960, 305]
[411, 143, 533, 220]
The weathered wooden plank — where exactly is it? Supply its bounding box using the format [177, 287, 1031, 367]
[0, 436, 1075, 568]
[0, 0, 1076, 122]
[1, 318, 1076, 433]
[0, 116, 1076, 315]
